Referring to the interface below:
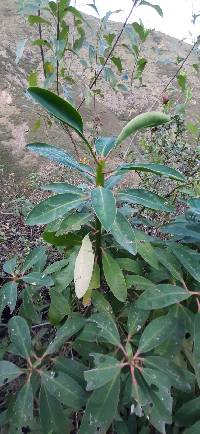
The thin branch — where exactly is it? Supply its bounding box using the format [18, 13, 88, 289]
[77, 0, 139, 110]
[56, 3, 60, 95]
[38, 9, 46, 78]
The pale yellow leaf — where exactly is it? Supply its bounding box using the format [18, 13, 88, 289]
[74, 234, 94, 299]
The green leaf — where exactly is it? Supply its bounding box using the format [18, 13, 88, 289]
[43, 258, 69, 275]
[0, 361, 22, 386]
[22, 246, 46, 273]
[48, 288, 70, 325]
[20, 287, 40, 324]
[139, 1, 163, 16]
[43, 231, 82, 246]
[45, 313, 85, 355]
[92, 291, 113, 315]
[28, 15, 50, 25]
[138, 315, 173, 354]
[41, 370, 86, 410]
[144, 356, 194, 392]
[22, 271, 53, 287]
[95, 136, 116, 157]
[117, 162, 185, 181]
[42, 182, 84, 195]
[125, 274, 156, 290]
[103, 252, 127, 302]
[53, 251, 77, 290]
[127, 304, 149, 337]
[136, 284, 190, 310]
[155, 248, 183, 282]
[116, 112, 169, 145]
[172, 246, 200, 282]
[26, 192, 87, 226]
[74, 234, 95, 299]
[12, 382, 33, 430]
[84, 354, 121, 390]
[136, 240, 159, 270]
[27, 87, 84, 136]
[55, 356, 86, 386]
[26, 143, 94, 180]
[117, 188, 174, 212]
[3, 256, 17, 275]
[194, 313, 200, 387]
[39, 386, 69, 434]
[175, 397, 200, 427]
[88, 313, 121, 346]
[0, 282, 18, 317]
[111, 56, 123, 73]
[28, 70, 38, 87]
[91, 187, 116, 230]
[184, 421, 200, 434]
[116, 257, 141, 274]
[110, 211, 137, 255]
[79, 375, 120, 434]
[8, 316, 31, 359]
[56, 212, 91, 235]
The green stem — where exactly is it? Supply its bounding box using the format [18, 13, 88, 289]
[95, 161, 105, 278]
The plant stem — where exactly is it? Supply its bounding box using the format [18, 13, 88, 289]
[38, 9, 46, 79]
[95, 161, 105, 277]
[56, 3, 60, 95]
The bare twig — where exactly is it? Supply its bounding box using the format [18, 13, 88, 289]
[56, 3, 60, 95]
[38, 9, 46, 79]
[77, 0, 139, 110]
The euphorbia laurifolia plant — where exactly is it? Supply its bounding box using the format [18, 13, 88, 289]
[1, 87, 200, 433]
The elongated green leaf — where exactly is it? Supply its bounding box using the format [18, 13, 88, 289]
[116, 112, 170, 145]
[84, 354, 121, 390]
[26, 143, 94, 180]
[116, 257, 141, 274]
[42, 182, 84, 194]
[137, 241, 159, 270]
[139, 1, 163, 16]
[136, 284, 190, 310]
[53, 251, 77, 290]
[175, 396, 200, 427]
[123, 369, 149, 406]
[20, 287, 40, 324]
[28, 87, 83, 135]
[3, 256, 17, 275]
[12, 382, 33, 429]
[74, 234, 94, 299]
[125, 274, 156, 290]
[0, 282, 17, 317]
[144, 356, 194, 392]
[128, 304, 149, 337]
[103, 252, 127, 302]
[8, 316, 31, 359]
[39, 386, 69, 434]
[57, 212, 91, 235]
[95, 136, 116, 157]
[22, 246, 46, 273]
[194, 312, 200, 387]
[43, 231, 82, 246]
[0, 361, 22, 386]
[55, 356, 86, 386]
[43, 258, 69, 275]
[117, 162, 185, 181]
[89, 313, 120, 346]
[22, 271, 54, 287]
[110, 211, 137, 255]
[45, 313, 85, 355]
[118, 188, 174, 212]
[91, 187, 116, 230]
[184, 421, 200, 434]
[79, 375, 120, 434]
[92, 291, 113, 315]
[26, 192, 87, 226]
[172, 246, 200, 282]
[41, 371, 86, 410]
[155, 248, 183, 282]
[138, 315, 173, 354]
[28, 15, 50, 25]
[48, 287, 70, 325]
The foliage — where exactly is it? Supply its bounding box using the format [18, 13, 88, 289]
[1, 83, 200, 433]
